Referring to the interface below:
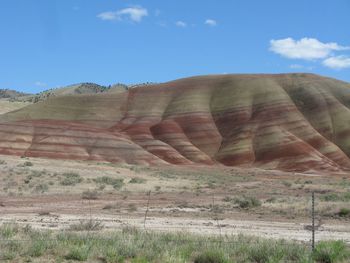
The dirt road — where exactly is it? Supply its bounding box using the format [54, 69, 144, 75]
[1, 212, 350, 243]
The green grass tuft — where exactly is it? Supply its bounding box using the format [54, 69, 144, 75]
[0, 223, 19, 238]
[338, 208, 350, 217]
[65, 245, 90, 261]
[194, 250, 227, 263]
[313, 240, 349, 263]
[27, 239, 48, 257]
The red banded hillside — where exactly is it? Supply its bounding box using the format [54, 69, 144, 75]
[0, 73, 350, 172]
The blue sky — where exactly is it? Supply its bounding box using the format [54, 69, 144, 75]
[0, 0, 349, 93]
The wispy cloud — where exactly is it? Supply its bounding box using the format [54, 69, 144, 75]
[97, 12, 117, 21]
[35, 81, 47, 87]
[270, 37, 350, 60]
[175, 21, 187, 27]
[289, 64, 304, 69]
[97, 6, 148, 22]
[289, 64, 314, 70]
[156, 21, 167, 27]
[322, 56, 350, 69]
[205, 19, 217, 26]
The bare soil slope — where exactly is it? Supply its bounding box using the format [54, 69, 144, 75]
[0, 73, 350, 172]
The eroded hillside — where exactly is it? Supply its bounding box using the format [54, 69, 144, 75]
[0, 73, 349, 172]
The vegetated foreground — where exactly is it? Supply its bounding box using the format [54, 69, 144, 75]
[1, 223, 350, 263]
[0, 73, 350, 172]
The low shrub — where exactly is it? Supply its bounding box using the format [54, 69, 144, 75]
[234, 196, 261, 209]
[23, 161, 33, 167]
[93, 176, 124, 190]
[17, 161, 33, 167]
[210, 204, 224, 214]
[38, 211, 51, 216]
[338, 208, 350, 217]
[282, 181, 292, 187]
[129, 178, 147, 184]
[69, 219, 104, 231]
[82, 190, 99, 200]
[321, 192, 350, 202]
[31, 170, 45, 177]
[103, 203, 120, 210]
[34, 183, 49, 193]
[1, 250, 16, 260]
[60, 172, 83, 186]
[222, 196, 233, 202]
[127, 203, 137, 212]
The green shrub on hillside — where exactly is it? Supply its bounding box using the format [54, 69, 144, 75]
[93, 176, 124, 189]
[129, 178, 146, 184]
[60, 172, 83, 186]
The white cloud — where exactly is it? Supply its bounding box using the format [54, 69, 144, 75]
[35, 81, 47, 87]
[322, 56, 350, 69]
[205, 19, 217, 26]
[175, 21, 187, 27]
[269, 37, 350, 60]
[97, 6, 148, 22]
[118, 7, 148, 22]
